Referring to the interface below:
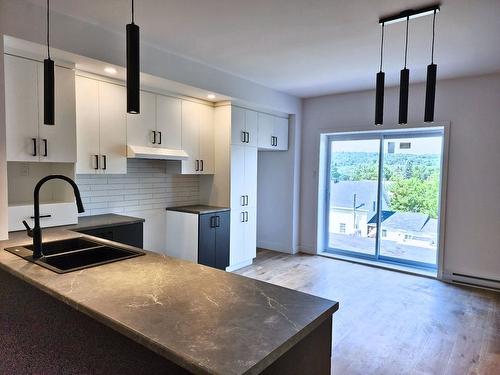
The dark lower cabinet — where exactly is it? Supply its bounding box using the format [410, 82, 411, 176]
[78, 223, 143, 249]
[198, 211, 229, 270]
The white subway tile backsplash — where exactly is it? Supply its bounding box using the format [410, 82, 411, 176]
[76, 159, 199, 216]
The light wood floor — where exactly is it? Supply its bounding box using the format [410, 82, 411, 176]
[235, 250, 500, 375]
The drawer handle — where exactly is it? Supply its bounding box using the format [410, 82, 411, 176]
[32, 138, 37, 156]
[30, 214, 52, 219]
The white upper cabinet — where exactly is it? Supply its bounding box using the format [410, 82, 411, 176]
[75, 76, 126, 174]
[231, 107, 258, 147]
[231, 106, 245, 145]
[257, 112, 289, 151]
[4, 54, 76, 162]
[181, 100, 214, 175]
[38, 64, 77, 163]
[273, 116, 289, 151]
[98, 81, 127, 174]
[126, 91, 156, 149]
[4, 54, 39, 162]
[181, 100, 200, 174]
[199, 103, 214, 174]
[156, 95, 181, 150]
[257, 113, 273, 150]
[126, 92, 182, 151]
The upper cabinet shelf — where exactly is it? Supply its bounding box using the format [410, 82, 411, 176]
[4, 54, 76, 163]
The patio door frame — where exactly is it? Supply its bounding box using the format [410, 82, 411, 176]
[324, 127, 445, 270]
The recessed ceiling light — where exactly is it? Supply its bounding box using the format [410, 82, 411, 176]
[104, 67, 117, 74]
[207, 94, 216, 100]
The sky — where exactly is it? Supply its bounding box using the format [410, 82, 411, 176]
[332, 136, 443, 155]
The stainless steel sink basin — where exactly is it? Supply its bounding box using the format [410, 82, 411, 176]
[5, 237, 144, 274]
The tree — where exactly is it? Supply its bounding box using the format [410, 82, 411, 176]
[331, 163, 341, 183]
[388, 172, 439, 218]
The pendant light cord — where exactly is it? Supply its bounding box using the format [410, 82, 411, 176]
[131, 0, 135, 24]
[46, 0, 50, 59]
[404, 16, 409, 68]
[431, 10, 436, 64]
[379, 23, 385, 72]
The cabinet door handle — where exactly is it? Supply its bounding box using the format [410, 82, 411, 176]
[200, 159, 204, 172]
[32, 138, 37, 156]
[102, 155, 107, 170]
[241, 195, 245, 206]
[195, 159, 199, 171]
[94, 154, 99, 170]
[158, 131, 162, 145]
[270, 136, 274, 146]
[241, 130, 246, 143]
[216, 216, 220, 227]
[275, 136, 278, 147]
[241, 212, 245, 222]
[245, 131, 250, 143]
[152, 130, 157, 144]
[43, 139, 48, 157]
[245, 211, 249, 222]
[245, 195, 249, 206]
[210, 216, 216, 228]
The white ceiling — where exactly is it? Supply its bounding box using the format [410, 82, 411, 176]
[28, 0, 500, 98]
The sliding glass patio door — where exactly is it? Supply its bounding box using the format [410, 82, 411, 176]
[325, 129, 444, 269]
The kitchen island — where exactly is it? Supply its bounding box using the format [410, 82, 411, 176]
[0, 226, 338, 375]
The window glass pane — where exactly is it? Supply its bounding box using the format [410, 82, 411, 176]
[326, 139, 380, 257]
[379, 136, 443, 267]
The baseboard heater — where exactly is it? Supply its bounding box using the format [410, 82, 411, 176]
[443, 271, 500, 291]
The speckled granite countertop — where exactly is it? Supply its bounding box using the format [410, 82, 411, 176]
[166, 205, 230, 215]
[64, 213, 145, 231]
[0, 228, 338, 375]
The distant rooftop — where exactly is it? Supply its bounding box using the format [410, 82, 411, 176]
[330, 180, 389, 213]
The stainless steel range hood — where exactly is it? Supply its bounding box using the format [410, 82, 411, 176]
[127, 145, 189, 160]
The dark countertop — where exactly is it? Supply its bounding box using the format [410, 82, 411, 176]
[64, 214, 145, 231]
[166, 205, 230, 215]
[0, 228, 338, 375]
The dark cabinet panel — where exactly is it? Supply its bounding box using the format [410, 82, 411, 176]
[78, 223, 143, 248]
[198, 211, 230, 270]
[198, 214, 216, 267]
[215, 212, 230, 270]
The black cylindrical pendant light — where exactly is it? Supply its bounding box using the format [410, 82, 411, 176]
[425, 10, 438, 122]
[398, 16, 410, 125]
[44, 0, 55, 125]
[127, 0, 140, 114]
[375, 23, 385, 126]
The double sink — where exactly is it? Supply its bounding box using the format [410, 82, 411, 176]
[5, 237, 144, 274]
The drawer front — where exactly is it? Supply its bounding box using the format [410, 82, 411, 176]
[8, 202, 78, 231]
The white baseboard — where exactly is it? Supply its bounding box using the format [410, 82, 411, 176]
[297, 243, 316, 254]
[257, 240, 295, 254]
[443, 270, 500, 291]
[226, 259, 253, 272]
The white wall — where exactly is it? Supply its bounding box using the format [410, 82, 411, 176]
[300, 73, 500, 281]
[0, 0, 302, 247]
[0, 36, 7, 239]
[257, 113, 301, 253]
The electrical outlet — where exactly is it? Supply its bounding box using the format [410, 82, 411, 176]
[20, 163, 29, 177]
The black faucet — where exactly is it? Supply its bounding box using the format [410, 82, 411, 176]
[22, 175, 85, 259]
